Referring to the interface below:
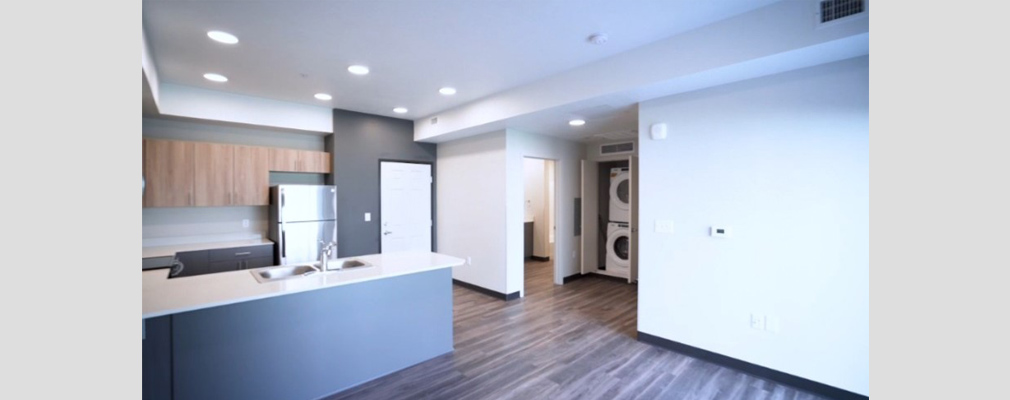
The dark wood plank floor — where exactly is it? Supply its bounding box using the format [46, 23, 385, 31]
[325, 260, 826, 400]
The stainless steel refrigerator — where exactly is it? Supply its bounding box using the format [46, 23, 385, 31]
[268, 185, 337, 266]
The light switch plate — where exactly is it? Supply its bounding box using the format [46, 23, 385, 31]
[655, 220, 675, 234]
[750, 313, 765, 330]
[365, 213, 371, 222]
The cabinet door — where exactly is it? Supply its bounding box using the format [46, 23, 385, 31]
[172, 250, 209, 278]
[143, 139, 195, 207]
[301, 151, 332, 173]
[194, 142, 235, 206]
[142, 316, 172, 400]
[243, 257, 274, 270]
[234, 146, 270, 205]
[269, 148, 300, 172]
[208, 259, 241, 274]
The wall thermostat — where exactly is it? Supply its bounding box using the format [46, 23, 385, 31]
[650, 123, 667, 140]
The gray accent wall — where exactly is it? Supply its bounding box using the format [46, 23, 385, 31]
[328, 109, 436, 257]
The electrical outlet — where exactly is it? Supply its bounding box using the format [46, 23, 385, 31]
[750, 313, 765, 330]
[655, 220, 675, 234]
[365, 213, 371, 222]
[242, 219, 250, 228]
[710, 226, 731, 238]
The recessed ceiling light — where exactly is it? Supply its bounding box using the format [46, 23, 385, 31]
[203, 73, 228, 82]
[347, 65, 370, 75]
[439, 87, 457, 95]
[314, 93, 332, 101]
[393, 107, 408, 114]
[207, 31, 239, 44]
[569, 119, 586, 126]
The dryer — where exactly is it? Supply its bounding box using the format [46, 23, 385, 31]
[609, 167, 630, 223]
[605, 222, 630, 276]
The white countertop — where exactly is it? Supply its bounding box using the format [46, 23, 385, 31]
[143, 251, 464, 319]
[142, 238, 275, 259]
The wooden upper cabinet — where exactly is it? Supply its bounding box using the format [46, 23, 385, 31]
[302, 151, 332, 173]
[269, 148, 300, 172]
[194, 142, 235, 207]
[234, 146, 270, 206]
[269, 148, 331, 173]
[143, 139, 195, 207]
[143, 139, 330, 208]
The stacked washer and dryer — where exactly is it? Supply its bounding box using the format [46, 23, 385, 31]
[606, 167, 631, 278]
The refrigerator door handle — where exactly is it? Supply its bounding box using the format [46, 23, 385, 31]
[281, 228, 286, 259]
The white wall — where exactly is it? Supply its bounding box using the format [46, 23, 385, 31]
[637, 57, 868, 396]
[506, 130, 584, 293]
[438, 129, 582, 296]
[158, 84, 333, 134]
[436, 131, 508, 294]
[523, 158, 548, 257]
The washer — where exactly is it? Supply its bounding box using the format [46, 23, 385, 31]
[609, 167, 630, 223]
[606, 222, 630, 275]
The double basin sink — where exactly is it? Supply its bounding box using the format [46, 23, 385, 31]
[250, 259, 372, 283]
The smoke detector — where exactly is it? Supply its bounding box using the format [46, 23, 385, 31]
[587, 33, 608, 45]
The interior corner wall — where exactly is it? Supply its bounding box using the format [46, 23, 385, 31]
[637, 56, 869, 396]
[436, 131, 508, 294]
[506, 130, 585, 295]
[330, 109, 435, 258]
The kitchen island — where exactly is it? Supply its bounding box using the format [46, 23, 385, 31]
[143, 251, 464, 400]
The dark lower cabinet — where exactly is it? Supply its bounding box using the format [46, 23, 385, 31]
[170, 244, 275, 279]
[524, 221, 534, 258]
[243, 256, 273, 270]
[172, 250, 209, 278]
[208, 259, 241, 274]
[143, 316, 172, 400]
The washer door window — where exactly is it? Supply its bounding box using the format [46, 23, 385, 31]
[610, 172, 630, 210]
[612, 235, 629, 260]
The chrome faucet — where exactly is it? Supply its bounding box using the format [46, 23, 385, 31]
[318, 241, 337, 271]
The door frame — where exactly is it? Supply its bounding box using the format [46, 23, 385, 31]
[378, 159, 436, 253]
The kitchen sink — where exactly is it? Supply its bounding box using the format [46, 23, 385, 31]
[251, 265, 319, 283]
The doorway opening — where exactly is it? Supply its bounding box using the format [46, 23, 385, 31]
[522, 157, 557, 296]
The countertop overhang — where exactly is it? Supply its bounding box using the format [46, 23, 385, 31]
[143, 251, 464, 319]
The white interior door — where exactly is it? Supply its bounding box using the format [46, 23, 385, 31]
[581, 160, 598, 275]
[380, 162, 432, 253]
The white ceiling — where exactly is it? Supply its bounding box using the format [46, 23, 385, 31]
[143, 0, 780, 125]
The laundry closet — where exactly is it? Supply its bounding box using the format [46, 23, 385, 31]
[580, 139, 638, 283]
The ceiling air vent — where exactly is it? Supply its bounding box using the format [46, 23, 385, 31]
[818, 0, 866, 24]
[600, 142, 634, 156]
